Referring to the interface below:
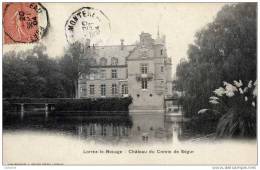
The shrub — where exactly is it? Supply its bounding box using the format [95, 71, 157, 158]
[201, 80, 257, 138]
[54, 97, 132, 112]
[182, 110, 220, 137]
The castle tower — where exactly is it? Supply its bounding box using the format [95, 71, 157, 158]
[127, 32, 172, 112]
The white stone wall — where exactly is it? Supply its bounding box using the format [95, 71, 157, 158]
[127, 59, 164, 110]
[79, 67, 127, 98]
[78, 32, 173, 111]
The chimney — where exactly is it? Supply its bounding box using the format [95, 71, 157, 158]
[120, 39, 124, 50]
[83, 39, 91, 54]
[85, 39, 90, 48]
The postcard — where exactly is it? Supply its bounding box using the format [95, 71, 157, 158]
[2, 2, 257, 166]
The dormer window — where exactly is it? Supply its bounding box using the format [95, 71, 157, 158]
[141, 51, 148, 58]
[90, 72, 95, 80]
[89, 58, 97, 66]
[100, 57, 107, 66]
[111, 57, 118, 65]
[79, 74, 83, 79]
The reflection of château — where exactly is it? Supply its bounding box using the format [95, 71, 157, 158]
[77, 124, 130, 137]
[78, 32, 173, 111]
[76, 114, 179, 144]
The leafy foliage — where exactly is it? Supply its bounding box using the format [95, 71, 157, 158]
[3, 44, 66, 98]
[3, 42, 90, 98]
[53, 97, 133, 112]
[207, 80, 257, 138]
[176, 3, 257, 118]
[181, 110, 220, 139]
[59, 41, 90, 98]
[216, 107, 256, 138]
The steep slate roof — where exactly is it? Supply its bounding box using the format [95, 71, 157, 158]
[88, 45, 136, 65]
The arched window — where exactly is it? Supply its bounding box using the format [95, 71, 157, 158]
[89, 58, 97, 66]
[100, 57, 107, 66]
[80, 73, 85, 79]
[111, 57, 118, 65]
[89, 72, 95, 80]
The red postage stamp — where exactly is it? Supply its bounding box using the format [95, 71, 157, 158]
[3, 2, 49, 44]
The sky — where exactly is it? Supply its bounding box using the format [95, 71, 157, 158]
[3, 3, 226, 77]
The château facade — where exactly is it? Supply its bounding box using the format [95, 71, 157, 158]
[78, 32, 173, 111]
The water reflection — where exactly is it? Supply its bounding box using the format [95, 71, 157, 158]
[3, 111, 184, 144]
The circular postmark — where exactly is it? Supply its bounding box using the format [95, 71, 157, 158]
[65, 7, 111, 45]
[3, 2, 49, 43]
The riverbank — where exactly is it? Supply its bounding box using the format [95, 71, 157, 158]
[3, 97, 133, 116]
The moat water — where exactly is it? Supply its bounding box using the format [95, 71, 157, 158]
[3, 111, 185, 145]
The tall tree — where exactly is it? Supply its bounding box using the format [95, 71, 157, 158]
[3, 44, 67, 98]
[176, 3, 256, 117]
[60, 41, 90, 98]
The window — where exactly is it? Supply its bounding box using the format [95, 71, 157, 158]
[141, 79, 148, 89]
[89, 85, 95, 95]
[140, 64, 148, 74]
[101, 125, 107, 136]
[161, 66, 164, 72]
[112, 84, 118, 95]
[113, 126, 118, 136]
[82, 88, 87, 96]
[160, 49, 163, 55]
[121, 84, 128, 95]
[141, 51, 148, 58]
[90, 71, 99, 80]
[90, 72, 95, 80]
[111, 57, 118, 65]
[79, 74, 84, 79]
[122, 127, 127, 136]
[111, 69, 117, 79]
[90, 58, 97, 65]
[100, 57, 107, 66]
[100, 70, 106, 79]
[95, 72, 99, 79]
[83, 73, 87, 79]
[101, 84, 106, 96]
[90, 124, 95, 136]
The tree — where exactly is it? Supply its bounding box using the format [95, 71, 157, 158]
[208, 80, 257, 138]
[176, 3, 256, 120]
[3, 44, 68, 98]
[3, 50, 45, 98]
[60, 41, 90, 98]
